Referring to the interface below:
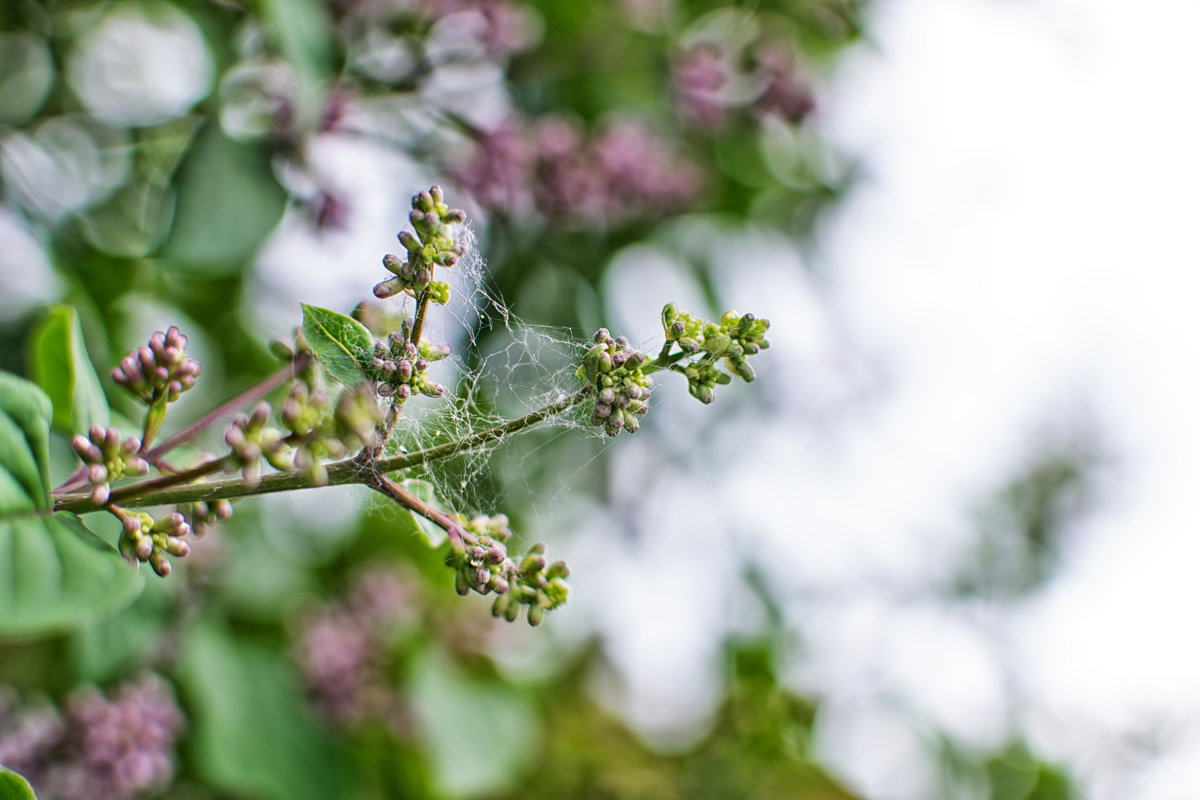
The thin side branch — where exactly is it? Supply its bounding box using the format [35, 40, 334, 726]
[52, 387, 592, 513]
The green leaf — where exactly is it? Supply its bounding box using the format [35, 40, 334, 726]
[410, 647, 537, 798]
[0, 514, 144, 638]
[0, 767, 37, 800]
[0, 374, 142, 638]
[0, 372, 52, 514]
[28, 305, 110, 435]
[300, 303, 374, 388]
[259, 0, 332, 130]
[178, 622, 347, 800]
[401, 478, 447, 547]
[164, 124, 287, 271]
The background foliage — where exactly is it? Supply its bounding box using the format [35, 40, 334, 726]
[0, 0, 1079, 798]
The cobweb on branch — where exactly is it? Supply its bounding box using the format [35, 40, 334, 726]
[354, 223, 605, 528]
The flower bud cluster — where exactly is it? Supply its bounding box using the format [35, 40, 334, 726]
[373, 186, 466, 305]
[184, 498, 233, 536]
[680, 360, 732, 405]
[577, 328, 651, 436]
[489, 542, 570, 628]
[449, 513, 514, 598]
[367, 330, 449, 400]
[225, 382, 383, 486]
[224, 402, 289, 486]
[110, 326, 200, 405]
[660, 302, 706, 353]
[707, 310, 771, 383]
[117, 510, 191, 577]
[71, 426, 149, 505]
[0, 674, 184, 800]
[662, 304, 771, 403]
[441, 514, 569, 627]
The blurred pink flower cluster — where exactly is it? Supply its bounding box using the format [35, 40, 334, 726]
[457, 116, 703, 226]
[0, 674, 183, 800]
[293, 568, 415, 733]
[671, 40, 814, 130]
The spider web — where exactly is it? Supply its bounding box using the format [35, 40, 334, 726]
[349, 224, 605, 532]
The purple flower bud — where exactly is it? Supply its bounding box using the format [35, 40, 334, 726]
[604, 415, 623, 436]
[415, 359, 428, 372]
[398, 230, 421, 252]
[382, 254, 405, 275]
[126, 457, 149, 475]
[594, 328, 610, 343]
[138, 347, 156, 372]
[163, 537, 190, 558]
[88, 464, 108, 483]
[150, 550, 171, 577]
[396, 384, 412, 400]
[415, 268, 432, 286]
[373, 277, 403, 299]
[91, 484, 110, 505]
[149, 330, 166, 353]
[89, 425, 107, 445]
[121, 437, 141, 455]
[487, 546, 506, 564]
[123, 516, 142, 535]
[135, 535, 154, 559]
[377, 383, 395, 396]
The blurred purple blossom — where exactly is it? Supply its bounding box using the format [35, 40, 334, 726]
[671, 43, 730, 129]
[459, 115, 702, 226]
[293, 568, 415, 733]
[0, 674, 183, 800]
[752, 43, 814, 123]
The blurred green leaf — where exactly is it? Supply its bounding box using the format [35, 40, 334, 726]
[410, 647, 537, 799]
[0, 372, 52, 514]
[0, 767, 37, 800]
[28, 305, 110, 436]
[0, 373, 142, 638]
[0, 513, 144, 638]
[178, 622, 348, 800]
[400, 479, 446, 547]
[259, 0, 332, 128]
[164, 124, 286, 270]
[301, 303, 374, 388]
[70, 579, 169, 683]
